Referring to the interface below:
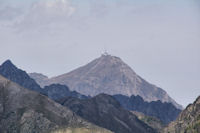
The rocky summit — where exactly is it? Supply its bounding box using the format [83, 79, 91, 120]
[33, 54, 182, 109]
[0, 75, 112, 133]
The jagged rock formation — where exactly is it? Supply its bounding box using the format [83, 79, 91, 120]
[113, 94, 181, 124]
[35, 54, 182, 109]
[44, 84, 88, 101]
[58, 93, 156, 133]
[0, 60, 44, 94]
[0, 75, 112, 133]
[163, 96, 200, 133]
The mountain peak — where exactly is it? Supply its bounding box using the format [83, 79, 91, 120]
[1, 59, 16, 69]
[0, 60, 43, 93]
[94, 54, 130, 72]
[100, 54, 121, 62]
[33, 55, 182, 109]
[3, 59, 12, 64]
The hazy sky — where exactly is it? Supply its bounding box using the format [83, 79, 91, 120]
[0, 0, 199, 107]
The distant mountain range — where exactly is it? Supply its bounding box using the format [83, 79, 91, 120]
[29, 54, 182, 109]
[0, 75, 112, 133]
[0, 67, 156, 133]
[0, 58, 199, 133]
[0, 59, 181, 124]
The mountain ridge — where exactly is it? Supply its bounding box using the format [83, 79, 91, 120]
[0, 59, 181, 125]
[0, 60, 44, 94]
[113, 94, 181, 124]
[44, 84, 88, 101]
[58, 93, 157, 133]
[0, 60, 89, 102]
[0, 60, 158, 133]
[0, 75, 112, 133]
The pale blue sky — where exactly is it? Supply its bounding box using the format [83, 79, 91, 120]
[0, 0, 199, 107]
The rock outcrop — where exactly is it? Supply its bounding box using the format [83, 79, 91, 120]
[163, 96, 200, 133]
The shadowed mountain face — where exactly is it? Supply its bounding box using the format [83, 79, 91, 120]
[163, 96, 200, 133]
[44, 84, 88, 101]
[113, 94, 181, 124]
[58, 94, 157, 133]
[33, 54, 182, 109]
[0, 60, 44, 94]
[0, 75, 112, 133]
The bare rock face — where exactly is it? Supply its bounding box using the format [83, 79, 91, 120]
[0, 75, 112, 133]
[39, 54, 181, 109]
[163, 96, 200, 133]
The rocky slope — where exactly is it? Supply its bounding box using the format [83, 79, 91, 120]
[163, 96, 200, 133]
[35, 54, 182, 109]
[131, 111, 164, 132]
[58, 93, 156, 133]
[113, 94, 181, 124]
[0, 75, 112, 133]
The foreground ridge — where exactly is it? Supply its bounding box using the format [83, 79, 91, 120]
[163, 96, 200, 133]
[0, 75, 112, 133]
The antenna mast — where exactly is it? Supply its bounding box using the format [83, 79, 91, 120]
[103, 45, 108, 56]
